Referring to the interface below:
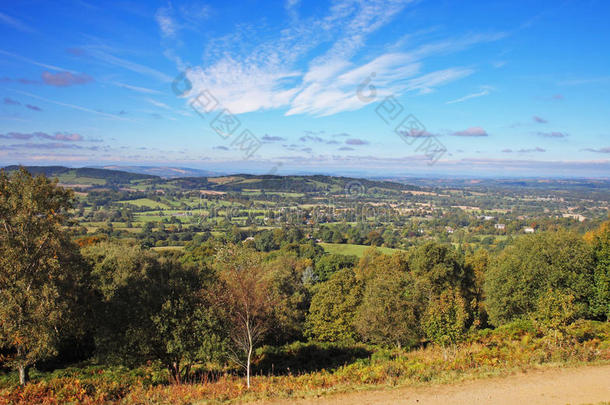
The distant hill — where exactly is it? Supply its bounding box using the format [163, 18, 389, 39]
[2, 165, 158, 185]
[1, 166, 420, 193]
[170, 174, 421, 194]
[96, 165, 223, 179]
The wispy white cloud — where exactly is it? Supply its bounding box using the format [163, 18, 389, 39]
[112, 81, 162, 94]
[13, 89, 132, 121]
[155, 6, 178, 39]
[173, 1, 505, 116]
[0, 49, 73, 72]
[446, 86, 492, 104]
[0, 12, 34, 33]
[144, 98, 172, 110]
[85, 48, 172, 82]
[404, 67, 474, 95]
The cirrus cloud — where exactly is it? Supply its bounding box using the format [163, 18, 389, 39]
[171, 1, 505, 117]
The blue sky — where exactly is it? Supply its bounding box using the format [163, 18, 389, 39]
[1, 0, 609, 177]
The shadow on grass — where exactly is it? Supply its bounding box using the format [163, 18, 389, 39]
[254, 342, 372, 375]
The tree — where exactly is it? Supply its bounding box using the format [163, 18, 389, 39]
[83, 242, 162, 365]
[0, 168, 89, 385]
[355, 269, 418, 348]
[533, 289, 577, 335]
[465, 249, 490, 328]
[214, 245, 274, 388]
[150, 257, 226, 383]
[314, 253, 356, 282]
[350, 249, 416, 347]
[585, 221, 610, 320]
[305, 268, 362, 344]
[408, 242, 472, 298]
[485, 230, 595, 326]
[404, 242, 473, 335]
[265, 254, 311, 344]
[422, 288, 468, 350]
[84, 242, 223, 382]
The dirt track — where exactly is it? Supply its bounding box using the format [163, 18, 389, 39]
[257, 364, 610, 405]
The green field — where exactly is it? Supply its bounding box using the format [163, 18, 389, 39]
[57, 172, 106, 185]
[319, 242, 401, 257]
[117, 198, 172, 209]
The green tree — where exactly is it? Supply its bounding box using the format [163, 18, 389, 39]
[422, 288, 468, 348]
[485, 231, 595, 326]
[408, 242, 472, 298]
[84, 242, 223, 382]
[533, 289, 577, 334]
[404, 242, 473, 334]
[0, 168, 89, 385]
[265, 254, 311, 344]
[465, 249, 490, 328]
[585, 221, 610, 320]
[150, 257, 226, 382]
[355, 269, 418, 348]
[305, 268, 362, 343]
[314, 253, 356, 282]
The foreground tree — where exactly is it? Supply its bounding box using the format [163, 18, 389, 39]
[305, 267, 362, 344]
[423, 288, 468, 351]
[354, 250, 417, 348]
[83, 242, 223, 382]
[0, 168, 89, 385]
[585, 221, 610, 320]
[151, 257, 226, 383]
[265, 254, 311, 345]
[355, 269, 418, 348]
[215, 245, 274, 388]
[485, 230, 595, 326]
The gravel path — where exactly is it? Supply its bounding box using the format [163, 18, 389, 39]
[257, 364, 610, 405]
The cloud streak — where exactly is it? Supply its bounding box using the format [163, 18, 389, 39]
[13, 90, 132, 121]
[0, 49, 74, 73]
[0, 12, 34, 33]
[446, 87, 492, 104]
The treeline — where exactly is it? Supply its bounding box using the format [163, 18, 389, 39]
[0, 169, 608, 388]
